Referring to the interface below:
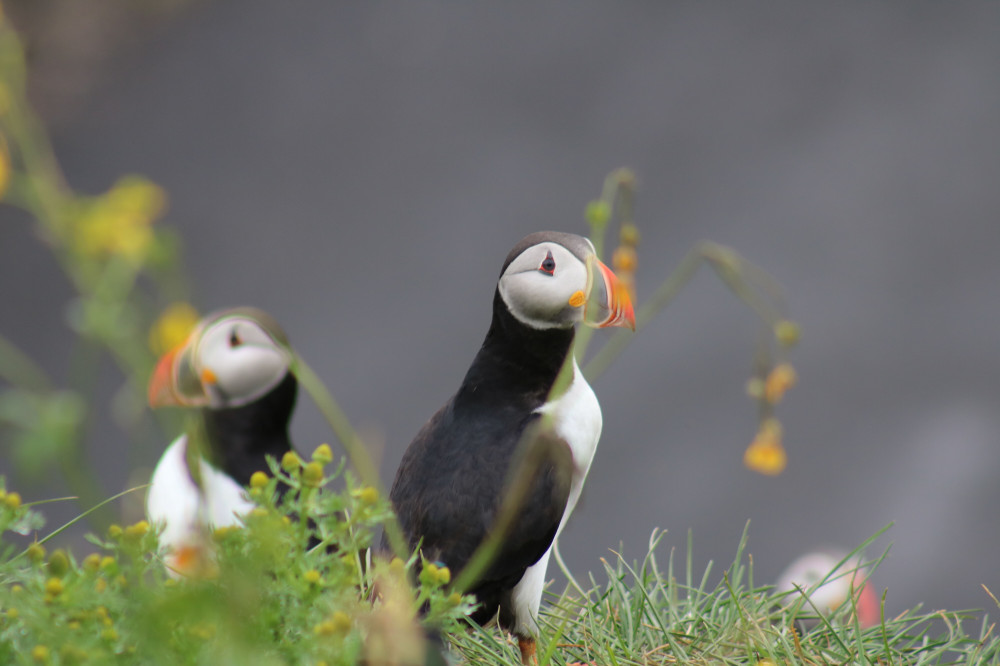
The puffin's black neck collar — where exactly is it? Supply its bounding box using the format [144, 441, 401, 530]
[457, 289, 575, 408]
[197, 371, 297, 485]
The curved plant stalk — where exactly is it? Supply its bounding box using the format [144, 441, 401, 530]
[584, 241, 790, 382]
[289, 351, 408, 559]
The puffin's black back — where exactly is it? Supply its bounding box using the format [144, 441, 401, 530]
[199, 370, 297, 485]
[386, 289, 575, 624]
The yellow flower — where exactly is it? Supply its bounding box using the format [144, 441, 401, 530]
[764, 363, 798, 404]
[75, 175, 166, 263]
[149, 302, 199, 356]
[303, 569, 322, 585]
[744, 418, 787, 476]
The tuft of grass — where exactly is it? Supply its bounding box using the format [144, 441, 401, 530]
[450, 525, 1000, 665]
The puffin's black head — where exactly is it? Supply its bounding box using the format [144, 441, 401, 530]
[497, 231, 636, 331]
[148, 307, 293, 410]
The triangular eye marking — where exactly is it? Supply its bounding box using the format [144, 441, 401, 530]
[229, 329, 242, 347]
[539, 250, 556, 275]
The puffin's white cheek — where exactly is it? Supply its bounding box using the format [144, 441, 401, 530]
[210, 350, 288, 403]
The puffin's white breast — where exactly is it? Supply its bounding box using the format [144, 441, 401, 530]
[534, 358, 602, 531]
[510, 359, 602, 635]
[147, 435, 255, 559]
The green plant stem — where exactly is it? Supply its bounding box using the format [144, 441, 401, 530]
[583, 241, 788, 382]
[290, 352, 408, 560]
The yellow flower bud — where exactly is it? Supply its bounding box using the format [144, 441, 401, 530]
[355, 486, 378, 506]
[44, 578, 64, 596]
[585, 200, 611, 228]
[31, 645, 49, 663]
[26, 543, 45, 563]
[448, 592, 463, 606]
[764, 363, 797, 404]
[420, 562, 440, 586]
[303, 569, 321, 585]
[249, 471, 269, 489]
[281, 451, 301, 472]
[108, 524, 123, 539]
[313, 620, 335, 636]
[744, 419, 787, 476]
[774, 319, 801, 348]
[389, 557, 406, 573]
[436, 566, 451, 586]
[302, 461, 324, 488]
[619, 222, 641, 247]
[330, 610, 351, 633]
[47, 550, 70, 577]
[612, 245, 638, 274]
[124, 521, 149, 540]
[6, 608, 18, 619]
[312, 443, 333, 465]
[4, 492, 21, 509]
[82, 553, 102, 573]
[100, 556, 116, 572]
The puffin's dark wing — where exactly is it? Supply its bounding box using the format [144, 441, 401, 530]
[386, 406, 572, 578]
[470, 422, 574, 602]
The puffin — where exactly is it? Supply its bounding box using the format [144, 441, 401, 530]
[146, 306, 297, 576]
[775, 551, 880, 629]
[385, 231, 635, 663]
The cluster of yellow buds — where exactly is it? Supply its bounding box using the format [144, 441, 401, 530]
[611, 222, 640, 302]
[418, 562, 451, 587]
[746, 363, 798, 406]
[313, 610, 352, 637]
[742, 318, 801, 475]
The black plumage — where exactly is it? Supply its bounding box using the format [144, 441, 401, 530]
[386, 287, 575, 626]
[198, 370, 298, 486]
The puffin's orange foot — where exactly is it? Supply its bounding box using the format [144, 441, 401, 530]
[517, 636, 537, 665]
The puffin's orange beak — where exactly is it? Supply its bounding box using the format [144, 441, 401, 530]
[587, 257, 636, 330]
[148, 344, 183, 408]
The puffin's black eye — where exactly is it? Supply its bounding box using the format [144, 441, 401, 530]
[539, 251, 556, 275]
[229, 329, 242, 347]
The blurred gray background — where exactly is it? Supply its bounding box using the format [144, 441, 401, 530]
[2, 2, 999, 616]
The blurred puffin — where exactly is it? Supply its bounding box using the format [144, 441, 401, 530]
[775, 550, 880, 629]
[146, 307, 297, 576]
[386, 231, 635, 663]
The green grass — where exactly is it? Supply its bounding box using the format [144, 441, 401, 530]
[2, 481, 997, 665]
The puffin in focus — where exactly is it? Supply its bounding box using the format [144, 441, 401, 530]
[146, 307, 297, 576]
[385, 231, 635, 663]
